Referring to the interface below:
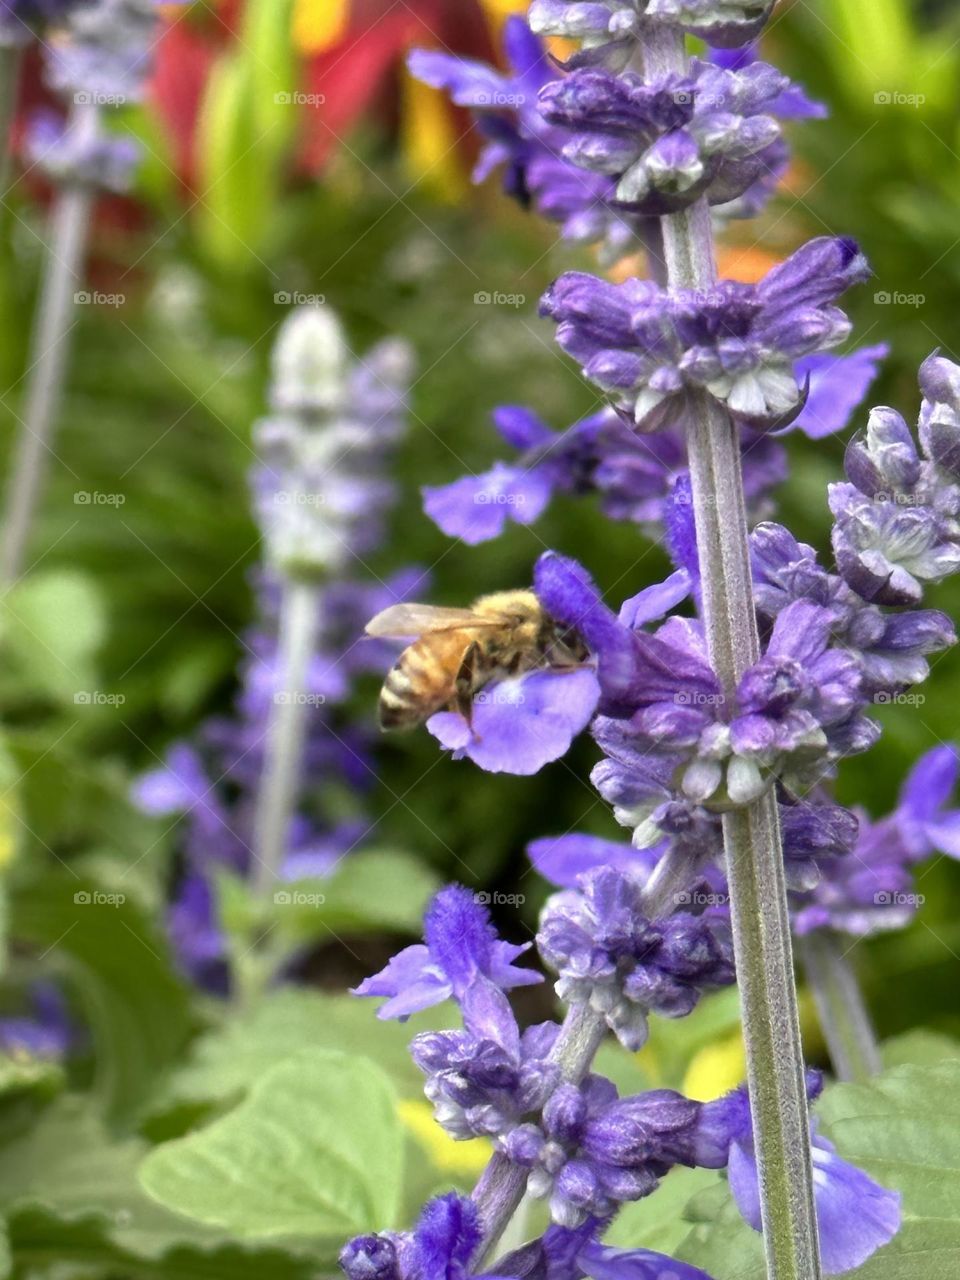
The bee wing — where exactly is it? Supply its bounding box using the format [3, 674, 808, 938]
[365, 603, 498, 638]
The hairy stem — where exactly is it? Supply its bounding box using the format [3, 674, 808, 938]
[800, 929, 881, 1083]
[643, 23, 821, 1280]
[250, 578, 320, 900]
[0, 102, 99, 585]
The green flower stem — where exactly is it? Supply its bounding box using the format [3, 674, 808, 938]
[800, 928, 882, 1082]
[250, 577, 320, 900]
[644, 22, 822, 1280]
[0, 100, 99, 584]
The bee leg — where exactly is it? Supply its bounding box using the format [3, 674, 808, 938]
[453, 642, 481, 727]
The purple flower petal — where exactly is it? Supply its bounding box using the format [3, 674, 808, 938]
[579, 1241, 714, 1280]
[728, 1125, 900, 1275]
[352, 944, 452, 1020]
[786, 344, 888, 439]
[528, 833, 662, 888]
[428, 668, 602, 775]
[422, 463, 554, 545]
[618, 569, 692, 630]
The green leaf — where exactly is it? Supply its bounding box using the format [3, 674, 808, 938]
[140, 1049, 404, 1240]
[0, 570, 106, 703]
[11, 876, 193, 1126]
[677, 1061, 960, 1280]
[0, 1095, 320, 1278]
[150, 989, 447, 1119]
[266, 848, 441, 938]
[881, 1029, 960, 1070]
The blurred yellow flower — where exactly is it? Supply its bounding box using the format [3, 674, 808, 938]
[293, 0, 350, 55]
[401, 70, 470, 202]
[0, 793, 19, 872]
[398, 1099, 491, 1176]
[683, 1032, 747, 1101]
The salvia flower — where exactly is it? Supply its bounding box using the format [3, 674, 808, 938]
[698, 1079, 901, 1274]
[529, 0, 776, 67]
[47, 0, 165, 101]
[501, 1075, 704, 1226]
[354, 885, 542, 1022]
[254, 309, 413, 578]
[412, 1016, 560, 1142]
[541, 237, 871, 433]
[831, 353, 960, 606]
[410, 19, 642, 262]
[537, 58, 794, 216]
[422, 349, 885, 550]
[792, 745, 960, 937]
[26, 107, 140, 191]
[537, 867, 735, 1049]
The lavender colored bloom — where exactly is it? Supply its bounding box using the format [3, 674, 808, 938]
[538, 868, 735, 1049]
[47, 0, 167, 101]
[793, 745, 960, 936]
[353, 885, 542, 1021]
[830, 358, 960, 606]
[167, 872, 230, 994]
[340, 1194, 507, 1280]
[528, 833, 664, 889]
[498, 1221, 714, 1280]
[427, 668, 602, 776]
[26, 108, 140, 190]
[410, 20, 639, 262]
[699, 1081, 900, 1274]
[505, 1076, 704, 1225]
[541, 238, 871, 434]
[422, 348, 882, 553]
[412, 1015, 560, 1142]
[0, 982, 73, 1059]
[538, 58, 796, 216]
[750, 521, 956, 698]
[255, 314, 413, 577]
[529, 0, 775, 67]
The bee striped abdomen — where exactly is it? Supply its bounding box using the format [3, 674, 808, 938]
[378, 638, 458, 730]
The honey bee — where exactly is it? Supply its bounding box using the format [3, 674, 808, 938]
[365, 590, 588, 732]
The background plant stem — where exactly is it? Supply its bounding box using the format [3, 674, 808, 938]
[643, 23, 821, 1280]
[0, 101, 99, 585]
[250, 577, 319, 900]
[801, 928, 882, 1082]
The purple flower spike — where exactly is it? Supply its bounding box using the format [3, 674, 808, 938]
[428, 668, 602, 775]
[353, 885, 541, 1021]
